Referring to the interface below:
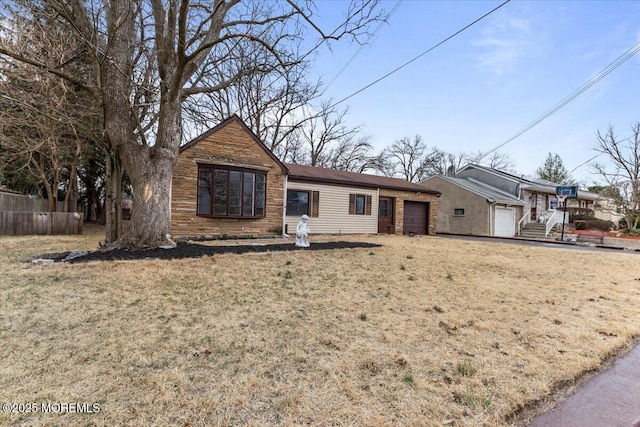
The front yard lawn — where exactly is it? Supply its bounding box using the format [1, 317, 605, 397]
[1, 233, 639, 426]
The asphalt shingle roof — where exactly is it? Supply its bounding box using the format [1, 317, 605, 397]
[285, 163, 440, 195]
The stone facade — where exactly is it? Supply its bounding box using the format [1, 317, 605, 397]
[379, 189, 439, 235]
[171, 116, 286, 238]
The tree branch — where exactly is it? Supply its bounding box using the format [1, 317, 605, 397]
[0, 47, 96, 96]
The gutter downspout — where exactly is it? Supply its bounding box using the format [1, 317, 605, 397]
[377, 188, 380, 234]
[282, 174, 289, 238]
[489, 201, 496, 236]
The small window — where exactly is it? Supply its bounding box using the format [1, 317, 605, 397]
[287, 190, 309, 216]
[349, 194, 372, 215]
[379, 199, 389, 217]
[454, 208, 465, 216]
[355, 195, 365, 214]
[286, 190, 319, 217]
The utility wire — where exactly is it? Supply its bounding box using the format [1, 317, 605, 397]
[329, 0, 511, 108]
[569, 153, 603, 175]
[568, 131, 634, 175]
[478, 39, 640, 161]
[324, 0, 404, 91]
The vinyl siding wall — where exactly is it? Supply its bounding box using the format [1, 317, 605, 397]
[285, 181, 377, 234]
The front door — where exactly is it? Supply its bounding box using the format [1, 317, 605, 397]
[530, 194, 537, 221]
[378, 197, 395, 234]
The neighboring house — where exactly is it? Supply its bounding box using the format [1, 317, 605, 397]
[592, 197, 625, 224]
[422, 164, 602, 238]
[171, 115, 441, 238]
[421, 175, 524, 237]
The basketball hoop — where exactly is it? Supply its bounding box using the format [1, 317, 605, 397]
[556, 194, 569, 241]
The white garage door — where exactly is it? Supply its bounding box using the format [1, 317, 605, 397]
[494, 207, 515, 237]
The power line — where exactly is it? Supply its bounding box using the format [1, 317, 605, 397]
[479, 39, 640, 161]
[568, 132, 635, 175]
[329, 0, 511, 109]
[324, 0, 404, 92]
[569, 153, 603, 175]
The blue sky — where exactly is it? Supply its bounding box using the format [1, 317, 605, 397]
[309, 0, 640, 185]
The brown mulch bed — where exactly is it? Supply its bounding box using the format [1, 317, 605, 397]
[61, 241, 381, 263]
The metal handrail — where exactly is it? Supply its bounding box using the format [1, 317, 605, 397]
[517, 211, 530, 236]
[545, 209, 564, 236]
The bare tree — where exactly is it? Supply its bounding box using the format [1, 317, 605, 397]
[182, 34, 321, 157]
[0, 0, 381, 248]
[466, 151, 515, 172]
[0, 9, 98, 212]
[383, 135, 442, 182]
[422, 150, 466, 177]
[592, 123, 640, 230]
[295, 102, 376, 170]
[325, 134, 377, 173]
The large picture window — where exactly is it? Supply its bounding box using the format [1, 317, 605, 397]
[197, 165, 266, 218]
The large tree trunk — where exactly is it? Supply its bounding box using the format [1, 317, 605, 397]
[115, 94, 181, 249]
[120, 151, 176, 249]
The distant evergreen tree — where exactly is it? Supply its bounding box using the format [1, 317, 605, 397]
[536, 153, 575, 184]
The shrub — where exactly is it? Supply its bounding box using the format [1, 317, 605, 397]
[619, 214, 640, 229]
[566, 207, 594, 222]
[574, 219, 615, 231]
[570, 213, 596, 222]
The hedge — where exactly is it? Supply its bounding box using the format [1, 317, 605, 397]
[574, 219, 615, 231]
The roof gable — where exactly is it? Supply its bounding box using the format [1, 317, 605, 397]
[423, 175, 524, 205]
[286, 163, 440, 195]
[179, 115, 288, 173]
[457, 164, 528, 184]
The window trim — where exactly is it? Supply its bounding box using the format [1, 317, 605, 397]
[349, 194, 372, 215]
[196, 164, 266, 219]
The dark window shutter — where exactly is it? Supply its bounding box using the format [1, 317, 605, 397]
[312, 191, 320, 217]
[365, 195, 372, 215]
[349, 194, 356, 214]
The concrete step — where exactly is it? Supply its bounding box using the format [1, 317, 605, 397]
[522, 223, 547, 230]
[520, 223, 550, 239]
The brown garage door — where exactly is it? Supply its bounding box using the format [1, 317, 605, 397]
[403, 201, 429, 235]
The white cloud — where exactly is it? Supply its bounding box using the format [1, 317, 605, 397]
[472, 7, 547, 76]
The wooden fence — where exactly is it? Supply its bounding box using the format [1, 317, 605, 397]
[0, 211, 83, 235]
[0, 192, 81, 235]
[0, 192, 64, 212]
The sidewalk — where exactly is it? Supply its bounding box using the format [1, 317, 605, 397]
[528, 344, 640, 427]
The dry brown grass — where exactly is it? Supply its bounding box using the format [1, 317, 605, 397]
[2, 233, 640, 426]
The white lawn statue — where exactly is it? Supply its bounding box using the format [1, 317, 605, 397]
[295, 214, 311, 247]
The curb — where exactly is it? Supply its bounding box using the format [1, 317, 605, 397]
[436, 232, 640, 253]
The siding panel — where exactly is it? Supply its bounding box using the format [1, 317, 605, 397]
[285, 181, 377, 234]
